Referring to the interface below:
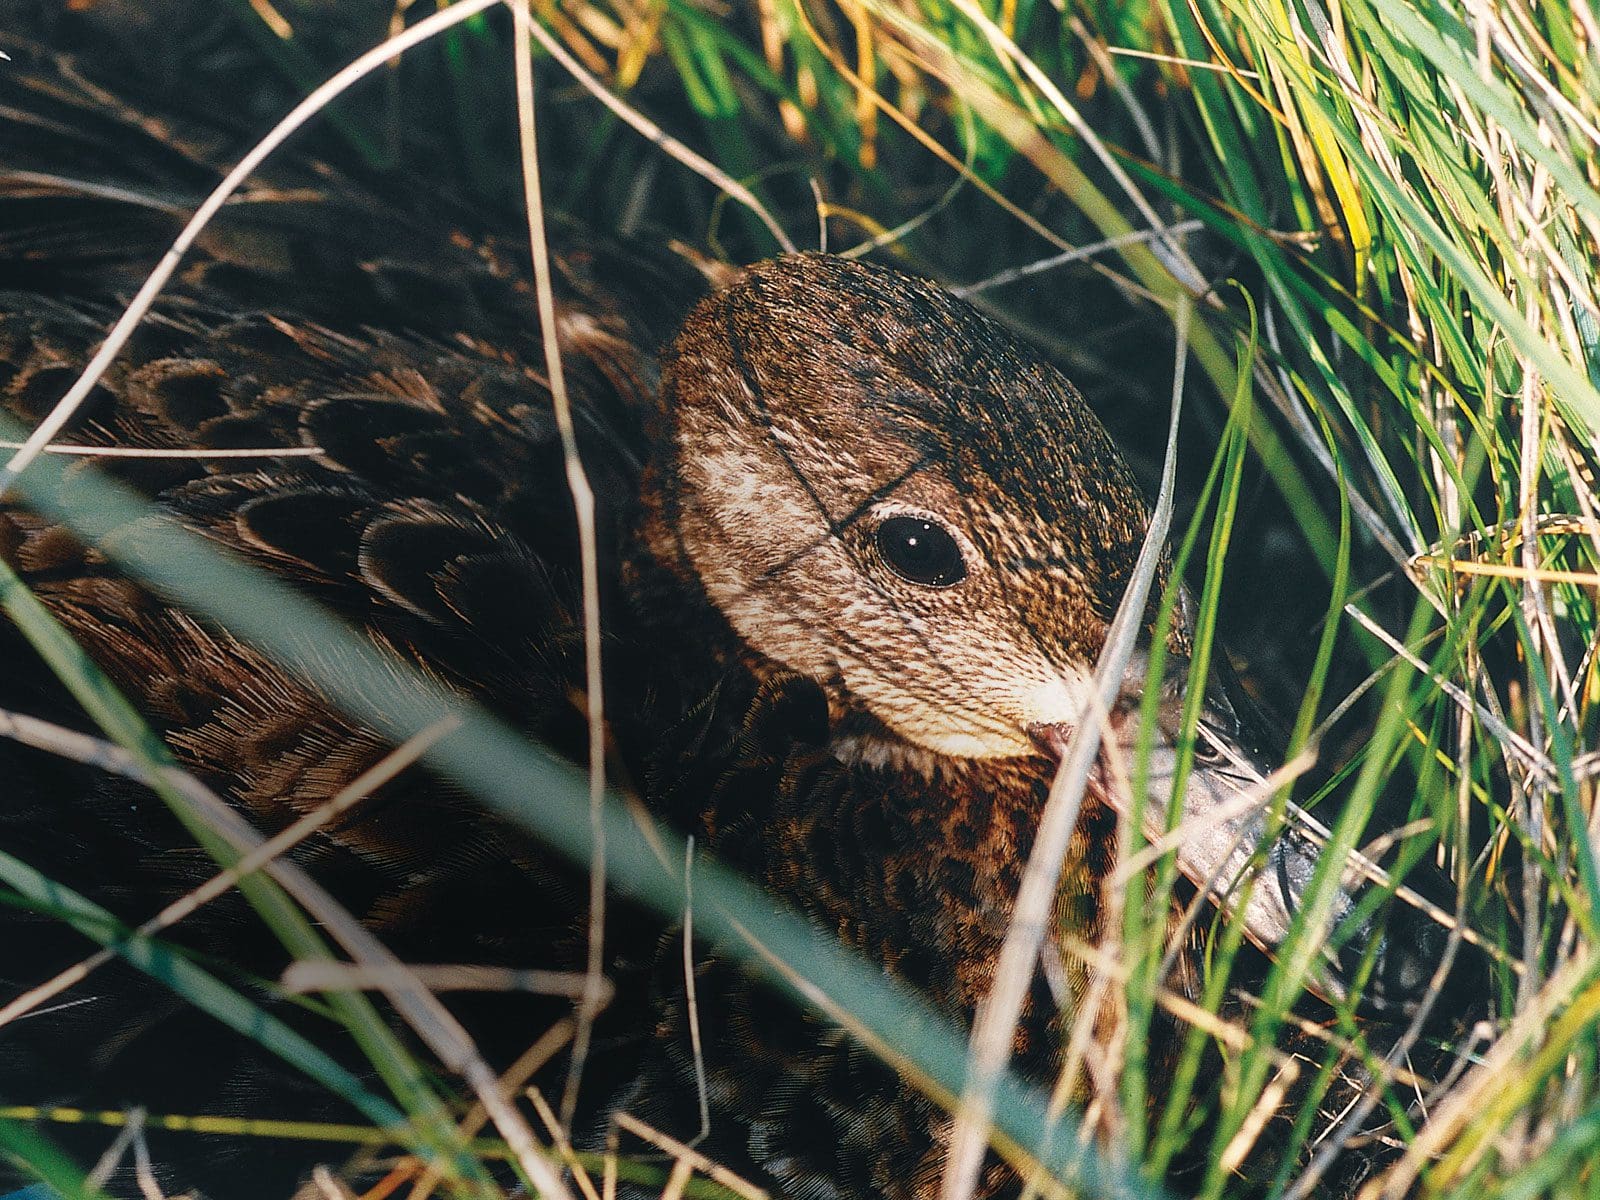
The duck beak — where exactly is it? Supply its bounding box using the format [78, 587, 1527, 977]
[1029, 652, 1454, 1017]
[1107, 657, 1448, 1016]
[1029, 654, 1359, 1004]
[1121, 660, 1339, 956]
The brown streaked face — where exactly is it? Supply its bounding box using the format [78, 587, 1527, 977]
[657, 252, 1161, 763]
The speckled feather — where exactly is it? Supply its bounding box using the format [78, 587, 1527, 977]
[0, 41, 1234, 1200]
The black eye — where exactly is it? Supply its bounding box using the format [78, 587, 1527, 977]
[874, 516, 967, 588]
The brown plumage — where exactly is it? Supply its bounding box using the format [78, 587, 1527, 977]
[0, 37, 1454, 1200]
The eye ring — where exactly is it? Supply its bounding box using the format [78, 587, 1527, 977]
[874, 515, 968, 588]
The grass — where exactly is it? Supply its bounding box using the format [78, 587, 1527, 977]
[1, 0, 1598, 1198]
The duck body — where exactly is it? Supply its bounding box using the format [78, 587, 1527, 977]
[0, 272, 1095, 1197]
[0, 37, 1415, 1200]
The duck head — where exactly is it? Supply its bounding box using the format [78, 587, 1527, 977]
[655, 252, 1154, 765]
[652, 252, 1436, 1014]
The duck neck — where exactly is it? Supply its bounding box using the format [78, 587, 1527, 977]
[712, 725, 1119, 1047]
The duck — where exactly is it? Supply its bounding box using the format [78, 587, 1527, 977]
[0, 35, 1448, 1200]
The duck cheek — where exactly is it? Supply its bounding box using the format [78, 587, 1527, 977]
[890, 716, 1037, 761]
[821, 662, 978, 758]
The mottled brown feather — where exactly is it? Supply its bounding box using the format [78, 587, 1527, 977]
[0, 37, 1427, 1200]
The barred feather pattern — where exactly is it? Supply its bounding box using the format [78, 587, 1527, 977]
[0, 36, 1426, 1200]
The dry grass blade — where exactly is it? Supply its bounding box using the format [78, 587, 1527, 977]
[311, 1165, 359, 1200]
[517, 14, 794, 254]
[1218, 1058, 1300, 1175]
[408, 1020, 579, 1200]
[507, 0, 610, 1130]
[0, 442, 325, 459]
[1343, 604, 1556, 784]
[130, 1121, 166, 1200]
[85, 1107, 145, 1193]
[681, 838, 711, 1147]
[611, 1113, 769, 1200]
[282, 964, 613, 1002]
[938, 298, 1192, 1200]
[529, 1090, 603, 1200]
[952, 221, 1207, 298]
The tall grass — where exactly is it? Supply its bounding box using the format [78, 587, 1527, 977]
[1, 0, 1597, 1197]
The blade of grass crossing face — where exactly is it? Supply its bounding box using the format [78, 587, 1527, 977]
[1117, 439, 1231, 1171]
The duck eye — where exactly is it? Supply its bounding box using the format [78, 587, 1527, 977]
[874, 516, 967, 588]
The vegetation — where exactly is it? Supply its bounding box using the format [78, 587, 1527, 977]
[3, 0, 1599, 1197]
